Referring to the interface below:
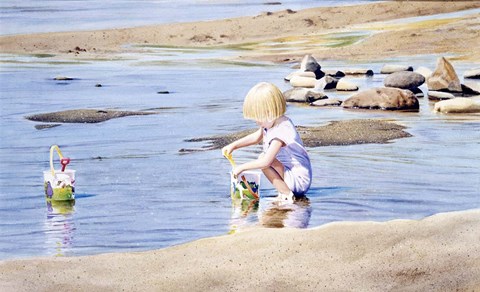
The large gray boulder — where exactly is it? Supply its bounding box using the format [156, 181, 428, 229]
[343, 87, 419, 110]
[283, 88, 327, 103]
[434, 98, 480, 113]
[427, 57, 462, 92]
[384, 71, 425, 90]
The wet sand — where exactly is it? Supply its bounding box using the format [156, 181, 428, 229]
[1, 209, 479, 291]
[182, 119, 412, 153]
[1, 1, 479, 62]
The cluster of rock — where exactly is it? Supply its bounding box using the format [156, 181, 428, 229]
[282, 55, 480, 114]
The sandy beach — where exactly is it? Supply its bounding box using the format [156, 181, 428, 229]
[1, 209, 479, 291]
[1, 1, 479, 62]
[1, 1, 480, 290]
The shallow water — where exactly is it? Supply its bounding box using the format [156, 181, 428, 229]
[1, 48, 479, 260]
[1, 1, 480, 260]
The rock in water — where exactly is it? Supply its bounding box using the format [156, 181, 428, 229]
[336, 79, 358, 91]
[310, 98, 342, 107]
[384, 71, 425, 90]
[343, 69, 374, 76]
[464, 68, 480, 79]
[428, 91, 455, 100]
[315, 76, 338, 90]
[25, 109, 157, 123]
[300, 54, 324, 79]
[434, 98, 480, 113]
[380, 65, 413, 74]
[342, 87, 419, 110]
[284, 70, 316, 81]
[283, 88, 327, 103]
[427, 57, 462, 92]
[290, 75, 317, 88]
[415, 66, 433, 79]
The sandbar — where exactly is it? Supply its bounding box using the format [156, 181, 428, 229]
[1, 209, 479, 291]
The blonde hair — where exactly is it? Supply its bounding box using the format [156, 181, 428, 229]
[243, 82, 286, 122]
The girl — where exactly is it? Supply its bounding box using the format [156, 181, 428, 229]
[222, 82, 312, 202]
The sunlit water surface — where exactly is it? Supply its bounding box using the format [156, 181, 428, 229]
[1, 49, 479, 260]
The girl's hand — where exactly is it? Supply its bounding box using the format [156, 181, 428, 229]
[222, 144, 235, 157]
[232, 166, 243, 177]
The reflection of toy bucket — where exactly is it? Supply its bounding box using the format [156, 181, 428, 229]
[231, 171, 261, 200]
[44, 145, 75, 201]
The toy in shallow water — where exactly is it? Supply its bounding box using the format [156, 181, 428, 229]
[223, 151, 260, 200]
[43, 145, 75, 201]
[231, 175, 260, 200]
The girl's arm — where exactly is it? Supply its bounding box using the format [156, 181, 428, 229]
[233, 139, 284, 175]
[222, 128, 262, 155]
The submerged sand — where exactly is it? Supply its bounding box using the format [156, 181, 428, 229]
[1, 1, 479, 62]
[1, 209, 479, 291]
[182, 119, 412, 153]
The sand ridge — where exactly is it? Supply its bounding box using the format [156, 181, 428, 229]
[1, 209, 479, 291]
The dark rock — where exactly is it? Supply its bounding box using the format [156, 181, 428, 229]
[300, 54, 324, 79]
[25, 109, 157, 123]
[461, 83, 480, 96]
[324, 70, 345, 78]
[409, 88, 424, 98]
[384, 71, 425, 90]
[34, 124, 61, 130]
[317, 76, 338, 90]
[343, 87, 419, 111]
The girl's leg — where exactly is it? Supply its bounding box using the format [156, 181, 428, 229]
[262, 158, 291, 195]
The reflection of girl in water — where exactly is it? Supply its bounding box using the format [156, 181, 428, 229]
[229, 195, 312, 231]
[259, 196, 312, 228]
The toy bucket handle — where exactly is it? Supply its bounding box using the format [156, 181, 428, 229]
[49, 145, 65, 176]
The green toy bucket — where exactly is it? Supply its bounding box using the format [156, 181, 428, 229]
[43, 145, 75, 201]
[230, 171, 261, 200]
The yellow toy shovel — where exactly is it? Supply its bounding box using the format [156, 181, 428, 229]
[223, 151, 259, 200]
